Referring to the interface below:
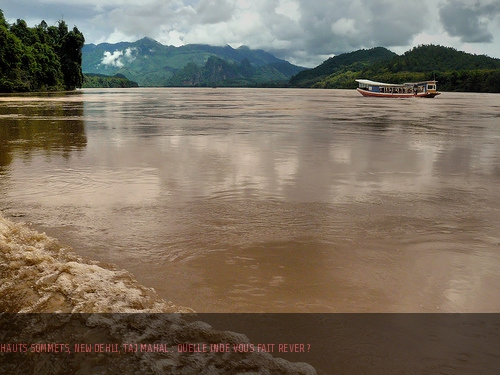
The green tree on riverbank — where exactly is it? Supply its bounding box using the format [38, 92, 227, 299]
[0, 10, 84, 92]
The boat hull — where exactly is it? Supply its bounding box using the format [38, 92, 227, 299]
[356, 88, 440, 98]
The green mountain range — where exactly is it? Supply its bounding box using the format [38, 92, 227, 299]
[82, 38, 306, 87]
[290, 45, 500, 92]
[289, 47, 397, 87]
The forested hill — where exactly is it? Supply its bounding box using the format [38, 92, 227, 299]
[376, 44, 500, 72]
[291, 45, 500, 92]
[289, 47, 396, 87]
[83, 73, 139, 88]
[82, 38, 306, 87]
[0, 10, 85, 93]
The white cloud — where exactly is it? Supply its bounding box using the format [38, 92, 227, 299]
[331, 17, 357, 37]
[102, 50, 125, 67]
[124, 47, 136, 59]
[439, 0, 500, 43]
[101, 47, 137, 68]
[2, 0, 500, 68]
[156, 29, 185, 47]
[196, 0, 235, 24]
[276, 0, 300, 22]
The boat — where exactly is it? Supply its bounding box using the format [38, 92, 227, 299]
[355, 79, 440, 98]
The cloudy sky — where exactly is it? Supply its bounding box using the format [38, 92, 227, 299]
[2, 0, 500, 67]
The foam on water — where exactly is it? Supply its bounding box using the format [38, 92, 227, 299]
[0, 214, 317, 373]
[0, 214, 192, 313]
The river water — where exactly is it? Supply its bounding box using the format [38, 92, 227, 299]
[1, 88, 500, 313]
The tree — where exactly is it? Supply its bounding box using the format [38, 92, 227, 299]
[0, 12, 84, 92]
[0, 9, 9, 29]
[10, 19, 35, 46]
[0, 14, 25, 91]
[59, 25, 85, 89]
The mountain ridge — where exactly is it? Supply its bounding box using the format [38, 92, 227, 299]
[289, 47, 397, 87]
[82, 38, 306, 87]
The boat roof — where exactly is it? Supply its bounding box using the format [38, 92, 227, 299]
[355, 79, 403, 87]
[404, 80, 438, 85]
[356, 79, 437, 86]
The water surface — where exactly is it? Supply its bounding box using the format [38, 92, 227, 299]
[1, 88, 500, 312]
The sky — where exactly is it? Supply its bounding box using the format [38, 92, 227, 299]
[2, 0, 500, 67]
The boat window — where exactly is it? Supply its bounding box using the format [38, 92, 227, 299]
[428, 84, 435, 90]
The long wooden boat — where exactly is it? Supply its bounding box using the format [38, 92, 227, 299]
[356, 79, 440, 98]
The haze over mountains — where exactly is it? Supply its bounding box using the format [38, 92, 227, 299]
[82, 37, 306, 87]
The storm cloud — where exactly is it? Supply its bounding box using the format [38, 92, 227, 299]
[439, 0, 500, 43]
[2, 0, 500, 66]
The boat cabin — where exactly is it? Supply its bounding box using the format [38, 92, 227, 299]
[355, 79, 440, 98]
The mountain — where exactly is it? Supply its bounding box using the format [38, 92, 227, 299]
[291, 45, 500, 92]
[374, 44, 500, 73]
[289, 47, 397, 87]
[82, 37, 306, 87]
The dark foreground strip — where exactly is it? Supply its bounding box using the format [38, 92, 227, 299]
[1, 313, 499, 375]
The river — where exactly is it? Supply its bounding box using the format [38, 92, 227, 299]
[1, 88, 500, 313]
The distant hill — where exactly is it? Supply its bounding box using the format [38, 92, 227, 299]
[292, 44, 500, 92]
[289, 47, 396, 87]
[376, 44, 500, 72]
[82, 38, 306, 87]
[83, 73, 139, 88]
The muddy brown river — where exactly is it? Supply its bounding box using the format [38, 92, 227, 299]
[1, 88, 500, 312]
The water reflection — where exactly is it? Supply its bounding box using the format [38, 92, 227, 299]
[1, 89, 500, 312]
[0, 94, 86, 167]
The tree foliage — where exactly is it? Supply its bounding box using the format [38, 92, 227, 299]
[0, 9, 84, 92]
[83, 73, 139, 88]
